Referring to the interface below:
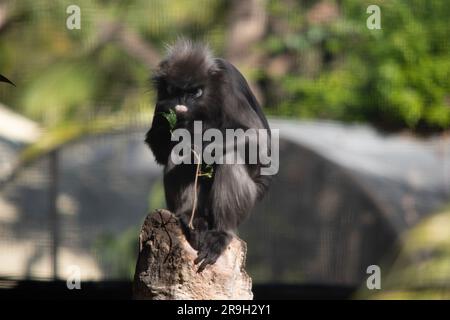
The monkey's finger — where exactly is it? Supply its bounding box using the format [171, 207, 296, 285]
[197, 259, 210, 273]
[197, 254, 218, 273]
[194, 251, 208, 265]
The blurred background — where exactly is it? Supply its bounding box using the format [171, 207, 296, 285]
[0, 0, 449, 299]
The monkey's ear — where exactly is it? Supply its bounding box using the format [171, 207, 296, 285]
[151, 60, 168, 81]
[208, 69, 219, 77]
[158, 60, 169, 70]
[151, 73, 162, 86]
[207, 61, 221, 77]
[151, 62, 168, 88]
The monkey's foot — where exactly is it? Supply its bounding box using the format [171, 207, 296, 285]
[194, 230, 232, 273]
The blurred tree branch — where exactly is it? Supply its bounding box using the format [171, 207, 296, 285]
[226, 0, 267, 105]
[0, 3, 9, 29]
[116, 25, 161, 69]
[86, 20, 161, 68]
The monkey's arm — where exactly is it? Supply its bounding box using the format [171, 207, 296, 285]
[145, 103, 173, 165]
[215, 58, 270, 131]
[215, 58, 273, 199]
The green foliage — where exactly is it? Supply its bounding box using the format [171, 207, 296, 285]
[199, 164, 214, 178]
[1, 0, 448, 133]
[18, 111, 149, 167]
[357, 206, 450, 299]
[147, 180, 166, 210]
[0, 0, 226, 127]
[21, 62, 99, 124]
[265, 0, 450, 131]
[93, 226, 139, 280]
[161, 109, 177, 132]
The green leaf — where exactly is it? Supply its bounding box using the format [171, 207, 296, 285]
[200, 164, 214, 179]
[161, 109, 177, 131]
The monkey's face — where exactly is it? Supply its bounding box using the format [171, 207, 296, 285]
[162, 80, 204, 113]
[155, 71, 214, 126]
[153, 44, 222, 127]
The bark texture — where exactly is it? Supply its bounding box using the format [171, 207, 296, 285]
[133, 209, 253, 300]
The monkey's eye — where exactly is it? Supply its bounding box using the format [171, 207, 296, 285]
[192, 88, 203, 99]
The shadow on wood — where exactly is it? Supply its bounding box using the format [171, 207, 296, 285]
[133, 209, 253, 300]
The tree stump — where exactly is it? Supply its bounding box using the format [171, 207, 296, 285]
[133, 209, 253, 300]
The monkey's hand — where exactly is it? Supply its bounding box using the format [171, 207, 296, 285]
[194, 230, 232, 273]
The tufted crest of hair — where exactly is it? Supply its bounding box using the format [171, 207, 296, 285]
[155, 38, 218, 81]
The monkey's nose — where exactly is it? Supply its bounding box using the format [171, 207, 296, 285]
[175, 105, 188, 113]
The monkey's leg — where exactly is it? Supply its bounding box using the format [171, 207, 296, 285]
[176, 207, 209, 251]
[194, 164, 258, 272]
[194, 230, 233, 272]
[164, 162, 210, 251]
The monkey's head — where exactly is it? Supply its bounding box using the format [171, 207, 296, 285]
[152, 39, 222, 127]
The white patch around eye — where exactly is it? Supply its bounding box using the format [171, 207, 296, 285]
[175, 104, 188, 113]
[194, 88, 203, 98]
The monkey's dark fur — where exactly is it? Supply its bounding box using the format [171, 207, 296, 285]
[146, 39, 271, 272]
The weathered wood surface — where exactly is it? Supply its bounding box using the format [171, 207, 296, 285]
[133, 209, 253, 300]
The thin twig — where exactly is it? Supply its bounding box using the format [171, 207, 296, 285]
[188, 149, 201, 230]
[162, 111, 206, 230]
